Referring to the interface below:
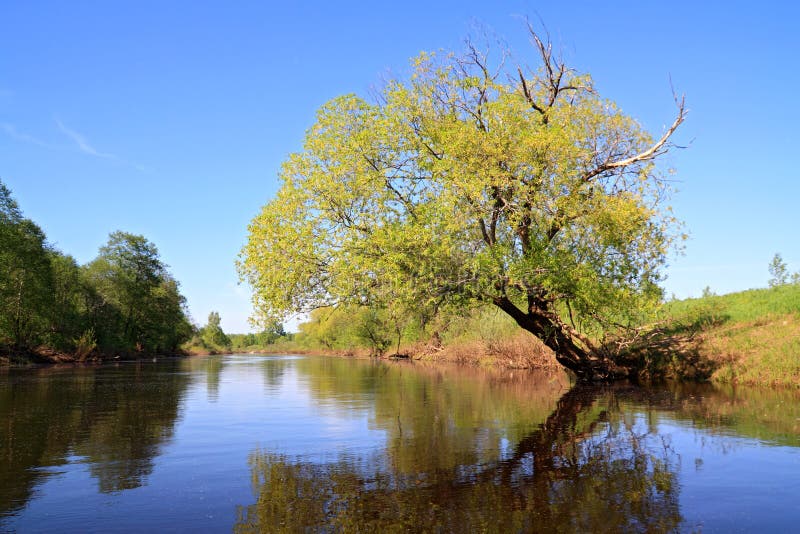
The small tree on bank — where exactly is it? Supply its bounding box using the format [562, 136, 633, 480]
[768, 253, 788, 287]
[201, 311, 232, 351]
[239, 26, 687, 381]
[768, 253, 799, 287]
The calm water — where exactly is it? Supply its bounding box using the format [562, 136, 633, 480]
[1, 355, 799, 532]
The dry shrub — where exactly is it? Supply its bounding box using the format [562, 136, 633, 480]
[482, 331, 560, 370]
[412, 331, 559, 370]
[436, 339, 487, 365]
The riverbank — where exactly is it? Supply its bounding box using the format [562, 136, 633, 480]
[0, 347, 190, 366]
[249, 285, 799, 388]
[4, 286, 797, 387]
[240, 333, 560, 372]
[660, 285, 800, 387]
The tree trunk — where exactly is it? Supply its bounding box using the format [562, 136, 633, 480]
[492, 297, 630, 382]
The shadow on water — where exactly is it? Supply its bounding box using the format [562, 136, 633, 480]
[0, 360, 190, 517]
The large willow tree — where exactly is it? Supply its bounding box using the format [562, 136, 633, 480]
[240, 28, 686, 380]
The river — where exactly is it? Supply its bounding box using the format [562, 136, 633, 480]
[1, 354, 798, 532]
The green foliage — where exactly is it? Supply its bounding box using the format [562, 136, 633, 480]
[227, 323, 292, 352]
[296, 308, 358, 351]
[84, 231, 191, 353]
[768, 253, 789, 287]
[73, 328, 97, 361]
[295, 306, 416, 356]
[0, 178, 191, 357]
[768, 252, 799, 288]
[229, 333, 258, 350]
[199, 311, 232, 352]
[46, 252, 89, 349]
[0, 181, 53, 348]
[239, 28, 685, 372]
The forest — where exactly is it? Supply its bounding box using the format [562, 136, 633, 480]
[0, 179, 192, 361]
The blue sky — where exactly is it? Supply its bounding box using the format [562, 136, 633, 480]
[1, 1, 798, 333]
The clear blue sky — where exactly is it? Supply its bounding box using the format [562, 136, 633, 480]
[1, 1, 798, 333]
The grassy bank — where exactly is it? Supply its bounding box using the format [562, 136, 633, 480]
[264, 285, 799, 388]
[659, 285, 800, 387]
[412, 284, 800, 386]
[7, 286, 797, 388]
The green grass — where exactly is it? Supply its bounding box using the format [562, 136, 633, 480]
[662, 284, 800, 324]
[659, 284, 800, 387]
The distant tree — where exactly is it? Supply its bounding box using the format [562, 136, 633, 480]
[768, 253, 789, 287]
[230, 333, 257, 350]
[297, 309, 347, 350]
[353, 307, 392, 356]
[201, 311, 231, 350]
[257, 319, 287, 345]
[0, 179, 191, 357]
[143, 274, 193, 352]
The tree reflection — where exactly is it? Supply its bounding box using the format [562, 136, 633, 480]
[260, 357, 290, 390]
[235, 385, 682, 533]
[0, 361, 189, 515]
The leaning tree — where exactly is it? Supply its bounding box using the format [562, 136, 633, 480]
[239, 26, 686, 381]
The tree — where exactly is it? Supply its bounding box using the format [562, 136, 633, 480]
[256, 318, 286, 345]
[239, 26, 686, 381]
[201, 311, 231, 350]
[47, 251, 90, 350]
[84, 231, 190, 353]
[768, 253, 789, 287]
[0, 180, 53, 349]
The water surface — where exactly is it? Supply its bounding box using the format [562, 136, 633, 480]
[1, 355, 798, 532]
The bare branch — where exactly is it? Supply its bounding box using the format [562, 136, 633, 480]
[517, 21, 585, 124]
[518, 66, 546, 115]
[580, 96, 687, 184]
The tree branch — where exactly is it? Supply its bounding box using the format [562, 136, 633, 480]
[580, 96, 687, 184]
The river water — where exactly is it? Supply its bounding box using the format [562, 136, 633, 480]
[1, 354, 798, 532]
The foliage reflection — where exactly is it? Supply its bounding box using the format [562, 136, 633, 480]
[0, 361, 189, 516]
[235, 384, 682, 532]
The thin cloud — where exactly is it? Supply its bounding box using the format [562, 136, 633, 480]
[0, 122, 58, 149]
[131, 162, 155, 174]
[3, 116, 151, 173]
[54, 117, 115, 159]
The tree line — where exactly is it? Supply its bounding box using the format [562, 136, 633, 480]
[182, 310, 291, 354]
[0, 179, 192, 359]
